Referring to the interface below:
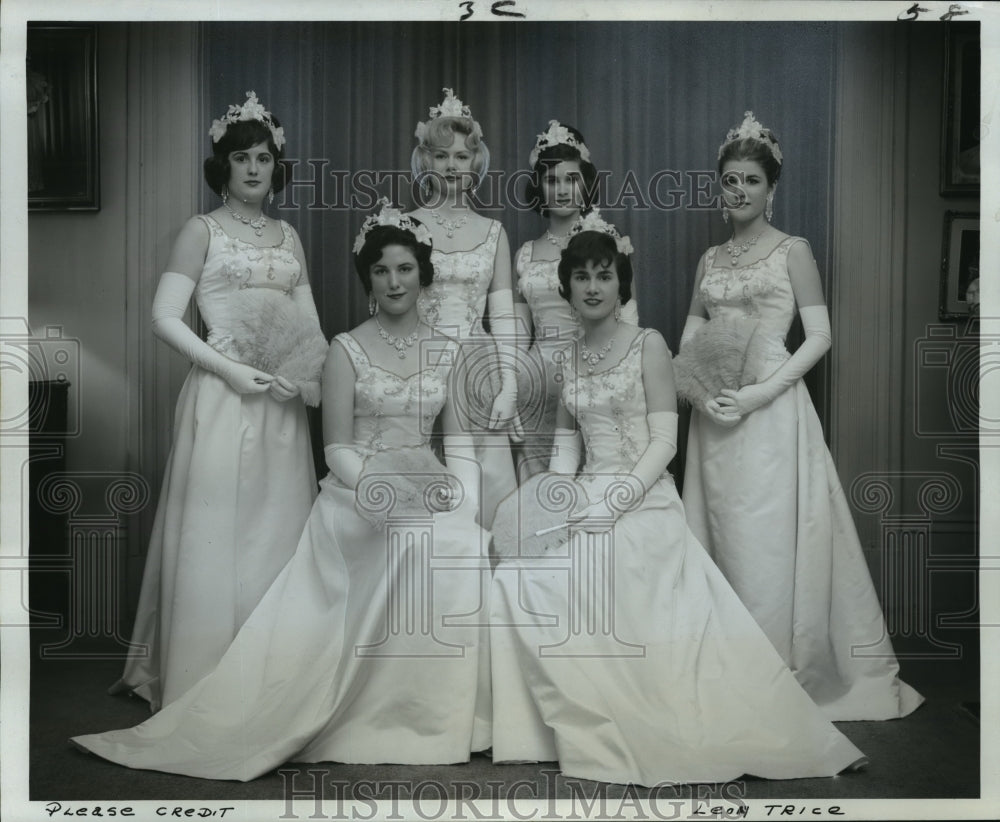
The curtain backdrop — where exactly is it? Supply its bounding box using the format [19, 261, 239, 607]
[202, 20, 836, 345]
[201, 21, 839, 476]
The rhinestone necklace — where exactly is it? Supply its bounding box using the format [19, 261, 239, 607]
[545, 230, 569, 249]
[375, 316, 419, 359]
[427, 209, 469, 239]
[726, 232, 761, 267]
[580, 334, 616, 375]
[224, 201, 267, 237]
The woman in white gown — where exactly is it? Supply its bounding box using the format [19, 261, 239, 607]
[112, 92, 326, 711]
[513, 122, 638, 479]
[407, 88, 521, 529]
[490, 213, 867, 786]
[71, 205, 490, 780]
[677, 112, 922, 720]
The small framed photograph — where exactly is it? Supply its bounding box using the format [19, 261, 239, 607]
[27, 23, 100, 211]
[940, 22, 980, 196]
[939, 211, 979, 319]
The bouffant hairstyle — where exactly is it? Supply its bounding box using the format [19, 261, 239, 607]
[717, 132, 782, 187]
[203, 119, 287, 197]
[557, 231, 633, 304]
[526, 126, 599, 216]
[412, 117, 490, 186]
[353, 223, 435, 294]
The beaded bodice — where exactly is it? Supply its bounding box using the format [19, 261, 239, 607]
[195, 215, 302, 349]
[514, 242, 577, 340]
[562, 329, 657, 476]
[418, 220, 501, 337]
[698, 236, 806, 341]
[334, 332, 453, 454]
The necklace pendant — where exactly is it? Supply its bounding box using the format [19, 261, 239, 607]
[545, 230, 568, 249]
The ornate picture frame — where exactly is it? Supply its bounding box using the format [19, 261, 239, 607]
[940, 22, 980, 197]
[939, 211, 979, 319]
[27, 23, 100, 211]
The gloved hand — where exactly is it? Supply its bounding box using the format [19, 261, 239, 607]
[152, 271, 273, 394]
[715, 304, 831, 418]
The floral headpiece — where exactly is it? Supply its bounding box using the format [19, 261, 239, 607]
[414, 88, 483, 143]
[209, 91, 285, 150]
[717, 111, 782, 165]
[353, 197, 433, 254]
[528, 120, 591, 168]
[569, 208, 634, 256]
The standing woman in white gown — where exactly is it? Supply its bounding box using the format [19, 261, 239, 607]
[111, 92, 326, 712]
[677, 112, 923, 720]
[72, 204, 490, 779]
[407, 88, 521, 529]
[512, 122, 639, 479]
[489, 212, 867, 786]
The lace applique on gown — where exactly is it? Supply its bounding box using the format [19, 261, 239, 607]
[74, 331, 492, 779]
[489, 328, 867, 785]
[417, 219, 516, 527]
[111, 215, 317, 711]
[682, 237, 923, 720]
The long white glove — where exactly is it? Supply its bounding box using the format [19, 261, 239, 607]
[443, 433, 480, 517]
[548, 427, 583, 475]
[716, 305, 831, 417]
[324, 443, 364, 490]
[486, 288, 524, 440]
[152, 271, 272, 394]
[568, 411, 677, 533]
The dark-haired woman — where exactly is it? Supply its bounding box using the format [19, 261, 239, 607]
[73, 204, 489, 779]
[679, 112, 922, 720]
[111, 92, 326, 712]
[489, 214, 867, 786]
[513, 122, 639, 479]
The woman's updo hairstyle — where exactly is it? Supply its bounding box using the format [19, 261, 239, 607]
[557, 231, 633, 305]
[410, 89, 491, 197]
[526, 123, 599, 216]
[716, 112, 782, 187]
[353, 223, 435, 294]
[203, 118, 288, 196]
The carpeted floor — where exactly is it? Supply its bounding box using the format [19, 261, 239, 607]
[27, 653, 979, 803]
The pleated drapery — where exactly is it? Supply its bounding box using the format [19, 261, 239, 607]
[200, 21, 837, 355]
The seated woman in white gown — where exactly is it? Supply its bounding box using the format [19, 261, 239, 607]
[489, 211, 867, 787]
[71, 203, 491, 781]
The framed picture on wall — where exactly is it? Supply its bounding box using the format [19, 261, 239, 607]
[940, 22, 980, 196]
[939, 211, 979, 319]
[26, 23, 100, 211]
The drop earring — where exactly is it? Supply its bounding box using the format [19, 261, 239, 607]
[368, 294, 378, 316]
[614, 298, 622, 322]
[221, 185, 229, 205]
[268, 188, 274, 206]
[722, 208, 729, 224]
[765, 193, 774, 223]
